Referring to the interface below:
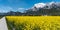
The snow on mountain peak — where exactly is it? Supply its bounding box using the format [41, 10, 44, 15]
[30, 2, 60, 11]
[49, 2, 55, 5]
[34, 3, 46, 8]
[33, 2, 59, 9]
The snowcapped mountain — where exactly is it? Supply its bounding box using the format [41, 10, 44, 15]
[34, 3, 46, 8]
[31, 2, 60, 11]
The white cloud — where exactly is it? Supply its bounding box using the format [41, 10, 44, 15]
[18, 8, 26, 13]
[0, 6, 27, 13]
[18, 8, 25, 10]
[34, 3, 46, 8]
[0, 6, 13, 13]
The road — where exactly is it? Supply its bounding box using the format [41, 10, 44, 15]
[0, 17, 8, 30]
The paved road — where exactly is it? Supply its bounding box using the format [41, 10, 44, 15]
[0, 17, 8, 30]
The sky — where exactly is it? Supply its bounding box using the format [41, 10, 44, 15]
[0, 0, 60, 13]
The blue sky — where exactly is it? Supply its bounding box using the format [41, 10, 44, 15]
[0, 0, 60, 13]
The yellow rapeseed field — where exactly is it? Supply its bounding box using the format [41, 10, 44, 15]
[6, 16, 60, 30]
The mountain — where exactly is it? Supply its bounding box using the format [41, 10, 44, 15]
[31, 2, 60, 11]
[25, 2, 60, 16]
[0, 2, 60, 16]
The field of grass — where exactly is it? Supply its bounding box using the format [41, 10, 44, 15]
[6, 16, 60, 30]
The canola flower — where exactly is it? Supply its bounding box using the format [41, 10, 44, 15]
[6, 16, 60, 30]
